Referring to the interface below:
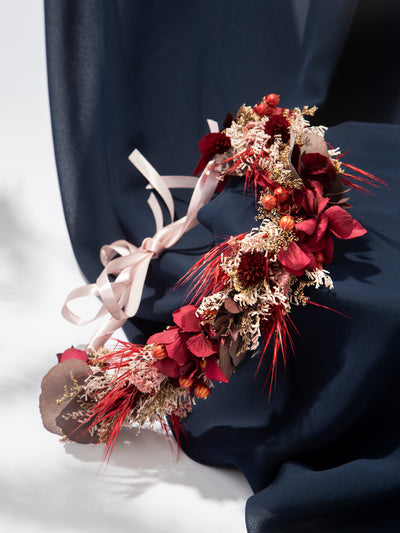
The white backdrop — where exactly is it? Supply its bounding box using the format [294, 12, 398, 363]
[0, 2, 252, 531]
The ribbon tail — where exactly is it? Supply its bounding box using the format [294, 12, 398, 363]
[86, 317, 126, 353]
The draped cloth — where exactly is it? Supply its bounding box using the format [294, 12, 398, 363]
[45, 1, 400, 531]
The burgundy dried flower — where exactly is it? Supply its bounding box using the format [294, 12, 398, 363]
[264, 114, 290, 145]
[237, 251, 267, 287]
[194, 132, 231, 175]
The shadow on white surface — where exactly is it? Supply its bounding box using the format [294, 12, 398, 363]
[0, 3, 252, 532]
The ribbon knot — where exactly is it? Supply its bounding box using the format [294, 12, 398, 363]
[62, 140, 221, 352]
[140, 236, 165, 258]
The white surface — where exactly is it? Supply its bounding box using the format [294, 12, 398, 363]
[0, 2, 252, 532]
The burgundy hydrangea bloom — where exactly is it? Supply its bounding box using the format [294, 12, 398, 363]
[194, 132, 231, 176]
[237, 251, 268, 287]
[147, 305, 228, 384]
[278, 184, 366, 275]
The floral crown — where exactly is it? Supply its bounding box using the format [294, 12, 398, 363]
[40, 93, 383, 459]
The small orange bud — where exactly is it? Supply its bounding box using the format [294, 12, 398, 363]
[179, 376, 194, 388]
[199, 359, 207, 371]
[152, 344, 168, 360]
[315, 251, 325, 264]
[274, 187, 290, 203]
[195, 383, 211, 399]
[279, 215, 295, 231]
[261, 194, 277, 211]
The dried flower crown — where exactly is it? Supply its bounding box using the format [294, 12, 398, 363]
[40, 93, 384, 459]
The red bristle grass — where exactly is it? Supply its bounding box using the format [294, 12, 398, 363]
[160, 414, 189, 459]
[94, 384, 138, 464]
[177, 238, 241, 305]
[94, 339, 144, 370]
[257, 305, 298, 399]
[84, 340, 146, 463]
[337, 161, 387, 194]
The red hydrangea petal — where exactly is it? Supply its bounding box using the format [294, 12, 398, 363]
[173, 305, 202, 332]
[205, 357, 229, 383]
[57, 347, 88, 363]
[187, 332, 218, 358]
[316, 215, 329, 242]
[323, 236, 334, 264]
[166, 336, 190, 365]
[325, 206, 365, 239]
[296, 218, 317, 235]
[147, 326, 180, 346]
[348, 219, 367, 239]
[155, 358, 180, 378]
[278, 241, 311, 273]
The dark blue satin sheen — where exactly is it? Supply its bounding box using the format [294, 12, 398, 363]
[45, 1, 400, 530]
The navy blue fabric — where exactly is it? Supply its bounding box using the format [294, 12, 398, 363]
[45, 1, 400, 530]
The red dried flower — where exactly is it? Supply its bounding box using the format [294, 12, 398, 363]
[194, 132, 231, 175]
[57, 346, 88, 363]
[237, 251, 267, 287]
[278, 185, 366, 275]
[264, 114, 290, 145]
[301, 152, 337, 189]
[147, 305, 228, 384]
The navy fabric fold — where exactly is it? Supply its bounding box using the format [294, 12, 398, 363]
[45, 1, 400, 530]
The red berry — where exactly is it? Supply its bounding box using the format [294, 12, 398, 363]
[195, 384, 211, 399]
[274, 187, 290, 203]
[179, 376, 194, 388]
[152, 344, 168, 360]
[279, 215, 295, 231]
[261, 194, 277, 210]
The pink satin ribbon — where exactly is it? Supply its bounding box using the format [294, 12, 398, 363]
[62, 145, 220, 351]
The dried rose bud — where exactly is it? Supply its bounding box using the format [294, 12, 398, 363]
[261, 194, 277, 210]
[274, 187, 290, 203]
[152, 344, 168, 360]
[279, 215, 295, 231]
[195, 383, 211, 399]
[179, 376, 194, 388]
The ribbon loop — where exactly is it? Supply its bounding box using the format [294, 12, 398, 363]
[62, 137, 220, 351]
